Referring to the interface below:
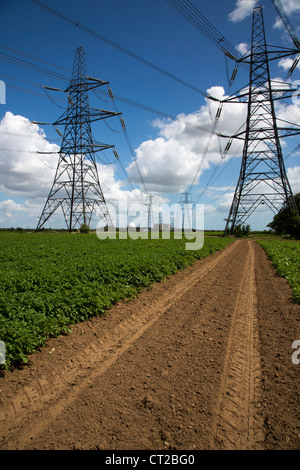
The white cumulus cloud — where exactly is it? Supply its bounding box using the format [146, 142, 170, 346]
[0, 111, 151, 227]
[272, 0, 300, 32]
[127, 86, 247, 194]
[0, 111, 59, 199]
[236, 42, 250, 56]
[287, 166, 300, 193]
[278, 57, 300, 72]
[228, 0, 258, 23]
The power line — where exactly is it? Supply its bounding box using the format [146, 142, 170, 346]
[0, 45, 237, 202]
[0, 51, 69, 82]
[106, 86, 149, 194]
[29, 0, 210, 98]
[0, 53, 218, 127]
[0, 43, 70, 74]
[164, 0, 246, 66]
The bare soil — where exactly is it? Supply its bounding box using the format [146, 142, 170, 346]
[0, 239, 299, 450]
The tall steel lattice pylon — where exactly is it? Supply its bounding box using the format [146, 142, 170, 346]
[223, 6, 299, 234]
[36, 46, 120, 232]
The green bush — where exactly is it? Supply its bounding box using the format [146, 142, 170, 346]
[79, 223, 90, 233]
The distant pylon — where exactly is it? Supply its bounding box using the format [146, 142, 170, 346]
[223, 6, 299, 234]
[146, 194, 154, 231]
[180, 191, 193, 230]
[36, 46, 120, 232]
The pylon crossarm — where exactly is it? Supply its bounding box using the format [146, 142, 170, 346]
[91, 143, 115, 151]
[221, 84, 300, 103]
[217, 124, 300, 140]
[240, 46, 299, 65]
[89, 109, 122, 121]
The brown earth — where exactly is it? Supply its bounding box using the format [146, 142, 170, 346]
[0, 239, 299, 451]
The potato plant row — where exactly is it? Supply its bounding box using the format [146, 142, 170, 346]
[258, 239, 300, 303]
[0, 232, 233, 369]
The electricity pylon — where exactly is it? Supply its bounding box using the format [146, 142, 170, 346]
[145, 194, 156, 231]
[222, 6, 300, 234]
[180, 191, 193, 230]
[36, 46, 120, 232]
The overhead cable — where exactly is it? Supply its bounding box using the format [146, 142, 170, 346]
[29, 0, 211, 97]
[164, 0, 247, 69]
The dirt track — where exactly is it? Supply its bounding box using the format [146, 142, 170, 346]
[0, 239, 299, 450]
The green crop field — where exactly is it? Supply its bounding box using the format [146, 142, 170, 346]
[258, 239, 300, 304]
[0, 231, 233, 369]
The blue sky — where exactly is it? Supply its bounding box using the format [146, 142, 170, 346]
[0, 0, 299, 230]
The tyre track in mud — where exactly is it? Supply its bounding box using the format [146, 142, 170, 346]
[210, 240, 264, 450]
